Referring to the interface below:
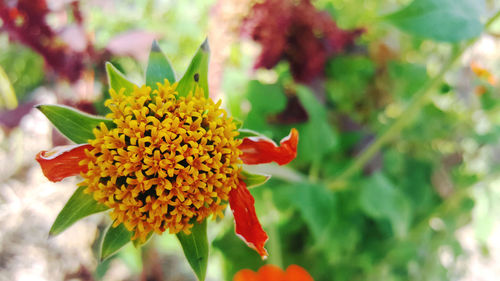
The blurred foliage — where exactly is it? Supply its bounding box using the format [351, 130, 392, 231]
[2, 0, 500, 281]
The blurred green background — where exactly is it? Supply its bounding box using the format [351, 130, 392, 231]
[1, 0, 500, 280]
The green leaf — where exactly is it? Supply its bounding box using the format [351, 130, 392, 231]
[49, 186, 109, 236]
[132, 231, 153, 248]
[176, 220, 208, 281]
[106, 62, 137, 95]
[244, 80, 287, 134]
[37, 104, 115, 144]
[146, 40, 176, 88]
[240, 170, 270, 188]
[233, 118, 243, 129]
[285, 182, 336, 244]
[212, 225, 265, 280]
[296, 86, 338, 163]
[100, 223, 133, 261]
[0, 64, 17, 109]
[360, 173, 412, 238]
[176, 39, 210, 98]
[385, 0, 484, 42]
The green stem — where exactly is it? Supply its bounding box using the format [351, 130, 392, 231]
[263, 190, 283, 268]
[327, 10, 500, 190]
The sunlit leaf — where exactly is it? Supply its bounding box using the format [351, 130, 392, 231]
[37, 104, 115, 144]
[0, 65, 17, 109]
[106, 62, 137, 95]
[146, 40, 176, 87]
[49, 186, 109, 236]
[100, 223, 133, 261]
[385, 0, 484, 42]
[176, 220, 208, 281]
[176, 39, 209, 98]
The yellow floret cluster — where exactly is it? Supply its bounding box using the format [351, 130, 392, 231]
[79, 81, 242, 241]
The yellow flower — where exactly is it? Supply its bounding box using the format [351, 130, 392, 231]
[79, 81, 241, 241]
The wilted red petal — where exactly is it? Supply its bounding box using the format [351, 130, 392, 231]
[229, 180, 269, 259]
[285, 265, 314, 281]
[239, 128, 298, 165]
[36, 144, 92, 182]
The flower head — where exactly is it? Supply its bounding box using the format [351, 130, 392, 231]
[35, 40, 298, 279]
[234, 264, 314, 281]
[79, 82, 242, 241]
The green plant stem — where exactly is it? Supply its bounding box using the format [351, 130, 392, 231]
[263, 190, 283, 268]
[327, 10, 500, 191]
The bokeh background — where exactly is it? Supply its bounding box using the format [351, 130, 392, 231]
[1, 0, 500, 280]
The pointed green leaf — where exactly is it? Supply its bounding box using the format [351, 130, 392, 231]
[177, 39, 210, 98]
[37, 104, 115, 144]
[105, 62, 137, 95]
[49, 186, 109, 236]
[176, 220, 208, 281]
[100, 223, 133, 261]
[146, 40, 176, 88]
[240, 170, 270, 188]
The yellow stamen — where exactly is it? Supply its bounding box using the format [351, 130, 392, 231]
[79, 81, 241, 242]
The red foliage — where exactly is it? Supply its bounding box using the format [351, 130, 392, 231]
[0, 0, 95, 82]
[242, 0, 363, 83]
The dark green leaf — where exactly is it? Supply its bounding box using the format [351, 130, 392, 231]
[240, 170, 270, 188]
[286, 182, 335, 244]
[360, 173, 412, 238]
[176, 220, 208, 281]
[212, 225, 264, 280]
[49, 186, 109, 236]
[100, 223, 133, 261]
[385, 0, 484, 42]
[146, 40, 176, 88]
[176, 39, 209, 98]
[105, 62, 137, 95]
[296, 86, 338, 163]
[37, 104, 115, 144]
[244, 81, 287, 134]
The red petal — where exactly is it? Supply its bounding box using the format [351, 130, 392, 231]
[229, 180, 269, 259]
[258, 265, 286, 280]
[36, 144, 92, 182]
[285, 265, 314, 281]
[233, 269, 259, 281]
[239, 128, 298, 165]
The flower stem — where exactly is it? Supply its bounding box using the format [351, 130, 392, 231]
[263, 190, 283, 268]
[327, 10, 500, 191]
